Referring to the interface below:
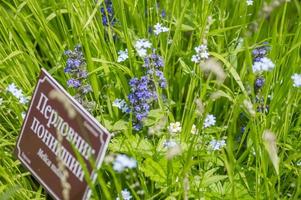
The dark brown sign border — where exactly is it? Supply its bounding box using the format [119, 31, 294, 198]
[15, 68, 111, 200]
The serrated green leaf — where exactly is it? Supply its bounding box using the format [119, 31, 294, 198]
[140, 158, 166, 183]
[201, 168, 228, 187]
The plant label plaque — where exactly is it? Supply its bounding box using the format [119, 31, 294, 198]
[15, 69, 111, 200]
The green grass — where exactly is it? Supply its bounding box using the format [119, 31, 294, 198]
[1, 0, 301, 199]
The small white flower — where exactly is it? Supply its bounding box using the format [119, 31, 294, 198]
[0, 98, 3, 105]
[153, 23, 169, 35]
[19, 96, 29, 104]
[113, 154, 137, 173]
[291, 73, 301, 87]
[200, 51, 209, 59]
[14, 90, 24, 99]
[191, 124, 198, 134]
[191, 55, 201, 63]
[296, 161, 301, 166]
[246, 0, 253, 6]
[113, 161, 124, 173]
[6, 83, 18, 93]
[192, 44, 209, 63]
[209, 139, 226, 151]
[113, 99, 121, 107]
[121, 189, 132, 200]
[162, 27, 169, 32]
[136, 48, 148, 57]
[7, 83, 23, 99]
[168, 122, 182, 134]
[195, 45, 207, 53]
[135, 39, 152, 49]
[116, 189, 132, 200]
[117, 49, 128, 62]
[112, 99, 129, 113]
[252, 57, 275, 73]
[134, 39, 152, 57]
[252, 62, 261, 72]
[6, 83, 28, 105]
[203, 114, 216, 128]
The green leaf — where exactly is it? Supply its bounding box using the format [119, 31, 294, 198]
[110, 135, 154, 157]
[143, 109, 165, 127]
[203, 126, 228, 134]
[140, 158, 166, 183]
[201, 168, 228, 187]
[112, 119, 128, 131]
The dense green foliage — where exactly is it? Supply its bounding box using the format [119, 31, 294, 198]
[0, 0, 301, 199]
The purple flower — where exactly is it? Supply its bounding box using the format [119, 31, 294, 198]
[143, 54, 164, 68]
[252, 44, 270, 62]
[64, 45, 85, 73]
[255, 77, 265, 90]
[152, 53, 164, 67]
[127, 76, 155, 129]
[133, 123, 142, 131]
[160, 81, 166, 88]
[252, 49, 260, 56]
[136, 113, 147, 121]
[128, 93, 137, 104]
[161, 10, 166, 18]
[67, 78, 81, 88]
[143, 53, 167, 89]
[64, 45, 94, 112]
[64, 50, 72, 56]
[100, 0, 116, 26]
[79, 70, 88, 78]
[129, 78, 138, 88]
[126, 52, 167, 130]
[143, 57, 151, 68]
[253, 57, 262, 62]
[241, 126, 246, 133]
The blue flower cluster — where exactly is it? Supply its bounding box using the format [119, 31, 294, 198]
[143, 53, 167, 88]
[64, 45, 90, 91]
[127, 53, 167, 130]
[238, 44, 271, 136]
[252, 44, 271, 113]
[64, 45, 94, 111]
[100, 0, 116, 26]
[252, 44, 270, 62]
[128, 76, 155, 130]
[252, 44, 269, 91]
[64, 45, 85, 74]
[252, 43, 269, 92]
[255, 76, 265, 90]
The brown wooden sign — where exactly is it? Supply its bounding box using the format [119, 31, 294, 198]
[15, 69, 111, 200]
